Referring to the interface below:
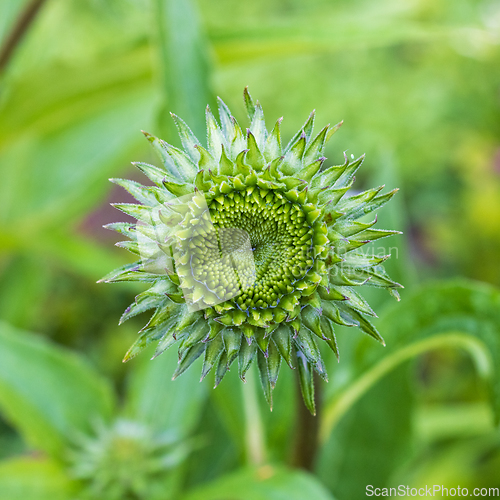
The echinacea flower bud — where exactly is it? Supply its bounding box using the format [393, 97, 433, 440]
[69, 419, 188, 500]
[101, 88, 402, 414]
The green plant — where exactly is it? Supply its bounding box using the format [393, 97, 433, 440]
[0, 321, 204, 500]
[1, 0, 500, 497]
[1, 281, 499, 500]
[102, 89, 402, 413]
[0, 321, 337, 500]
[316, 280, 500, 498]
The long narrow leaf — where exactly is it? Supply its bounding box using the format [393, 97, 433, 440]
[0, 322, 115, 458]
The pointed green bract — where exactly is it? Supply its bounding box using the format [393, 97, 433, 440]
[222, 327, 242, 365]
[173, 343, 206, 380]
[267, 340, 281, 388]
[257, 349, 272, 409]
[296, 349, 316, 415]
[214, 351, 229, 388]
[201, 335, 224, 381]
[238, 341, 257, 382]
[273, 325, 293, 368]
[104, 88, 401, 414]
[171, 112, 200, 161]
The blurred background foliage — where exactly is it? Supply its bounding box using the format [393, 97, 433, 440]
[0, 0, 499, 498]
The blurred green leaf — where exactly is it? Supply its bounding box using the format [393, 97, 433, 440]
[414, 402, 495, 443]
[155, 0, 214, 140]
[182, 466, 336, 500]
[0, 321, 115, 457]
[261, 364, 296, 463]
[182, 397, 241, 490]
[210, 368, 247, 457]
[316, 280, 500, 497]
[124, 344, 207, 438]
[0, 89, 155, 229]
[0, 61, 155, 280]
[0, 255, 51, 328]
[321, 280, 500, 438]
[373, 281, 500, 413]
[317, 366, 413, 499]
[0, 457, 75, 500]
[391, 434, 500, 491]
[21, 230, 135, 281]
[212, 25, 477, 64]
[321, 332, 494, 441]
[0, 42, 156, 286]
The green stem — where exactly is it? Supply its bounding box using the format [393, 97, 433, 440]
[319, 331, 494, 443]
[242, 366, 266, 466]
[0, 0, 48, 74]
[291, 371, 321, 470]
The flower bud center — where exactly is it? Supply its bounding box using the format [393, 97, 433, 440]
[191, 187, 314, 310]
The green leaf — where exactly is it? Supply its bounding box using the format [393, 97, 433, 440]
[371, 280, 500, 419]
[0, 457, 76, 500]
[215, 350, 230, 387]
[110, 177, 159, 206]
[345, 188, 399, 221]
[317, 280, 500, 498]
[294, 325, 322, 366]
[205, 106, 226, 161]
[0, 322, 115, 458]
[296, 157, 324, 182]
[125, 343, 207, 438]
[317, 367, 412, 499]
[303, 125, 329, 165]
[162, 141, 199, 181]
[336, 305, 385, 345]
[120, 282, 176, 324]
[249, 102, 267, 149]
[181, 466, 336, 500]
[134, 161, 170, 186]
[284, 111, 314, 153]
[171, 112, 201, 161]
[335, 286, 377, 317]
[267, 340, 281, 389]
[217, 97, 234, 141]
[155, 0, 213, 140]
[0, 85, 155, 230]
[281, 132, 306, 175]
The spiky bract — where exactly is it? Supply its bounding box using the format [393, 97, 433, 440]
[102, 88, 402, 414]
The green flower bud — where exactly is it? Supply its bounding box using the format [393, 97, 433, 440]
[69, 419, 188, 500]
[102, 88, 402, 414]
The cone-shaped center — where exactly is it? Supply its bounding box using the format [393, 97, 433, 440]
[197, 187, 313, 310]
